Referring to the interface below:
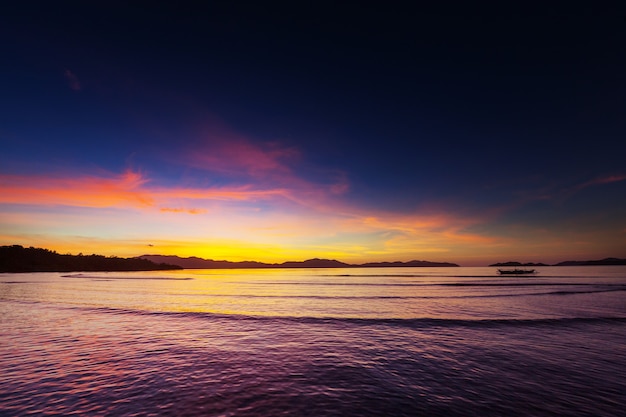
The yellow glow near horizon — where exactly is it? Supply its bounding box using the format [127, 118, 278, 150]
[2, 169, 624, 267]
[2, 230, 621, 267]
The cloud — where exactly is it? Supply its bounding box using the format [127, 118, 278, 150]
[0, 167, 315, 228]
[64, 69, 82, 91]
[576, 174, 626, 191]
[0, 114, 508, 264]
[0, 165, 522, 266]
[171, 132, 353, 212]
[0, 166, 489, 237]
[124, 103, 351, 209]
[0, 169, 290, 212]
[0, 170, 150, 208]
[535, 173, 626, 206]
[159, 207, 207, 214]
[341, 210, 495, 246]
[190, 138, 300, 179]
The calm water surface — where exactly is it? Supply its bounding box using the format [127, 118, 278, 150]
[1, 266, 625, 416]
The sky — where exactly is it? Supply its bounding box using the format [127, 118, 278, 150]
[1, 3, 625, 266]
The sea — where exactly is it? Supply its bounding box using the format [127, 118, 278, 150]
[1, 266, 625, 416]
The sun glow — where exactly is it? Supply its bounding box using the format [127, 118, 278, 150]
[0, 166, 528, 265]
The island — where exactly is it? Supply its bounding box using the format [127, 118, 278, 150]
[489, 261, 549, 267]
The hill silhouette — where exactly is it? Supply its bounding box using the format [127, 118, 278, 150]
[139, 255, 459, 269]
[0, 245, 182, 273]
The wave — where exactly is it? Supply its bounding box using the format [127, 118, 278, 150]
[60, 273, 193, 280]
[170, 287, 626, 300]
[235, 281, 626, 289]
[235, 281, 436, 286]
[6, 300, 624, 329]
[324, 274, 499, 278]
[80, 305, 626, 328]
[278, 316, 626, 329]
[319, 273, 626, 280]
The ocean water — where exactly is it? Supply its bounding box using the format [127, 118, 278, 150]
[1, 266, 625, 416]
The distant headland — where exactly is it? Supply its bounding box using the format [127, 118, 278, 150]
[489, 258, 626, 267]
[138, 255, 459, 269]
[0, 245, 182, 273]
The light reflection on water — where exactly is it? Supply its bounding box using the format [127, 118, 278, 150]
[1, 267, 626, 320]
[1, 267, 625, 416]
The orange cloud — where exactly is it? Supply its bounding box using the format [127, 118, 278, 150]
[0, 170, 151, 208]
[0, 168, 493, 248]
[159, 207, 207, 214]
[0, 170, 295, 212]
[346, 211, 496, 246]
[0, 158, 507, 265]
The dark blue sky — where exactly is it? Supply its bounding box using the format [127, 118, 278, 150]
[1, 2, 625, 264]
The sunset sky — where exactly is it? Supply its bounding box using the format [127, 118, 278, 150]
[1, 3, 625, 266]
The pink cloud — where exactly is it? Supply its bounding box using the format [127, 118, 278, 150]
[543, 173, 626, 204]
[192, 138, 300, 178]
[134, 108, 351, 207]
[0, 168, 489, 242]
[174, 131, 352, 211]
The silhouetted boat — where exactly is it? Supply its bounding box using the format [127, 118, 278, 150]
[498, 268, 536, 275]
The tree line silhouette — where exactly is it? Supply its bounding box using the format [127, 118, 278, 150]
[0, 245, 182, 273]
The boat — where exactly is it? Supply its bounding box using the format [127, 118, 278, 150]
[497, 268, 536, 275]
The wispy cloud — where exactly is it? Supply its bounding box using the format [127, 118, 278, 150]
[0, 165, 493, 255]
[172, 132, 352, 211]
[575, 174, 626, 191]
[190, 137, 300, 179]
[9, 113, 603, 265]
[64, 69, 82, 91]
[532, 173, 626, 207]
